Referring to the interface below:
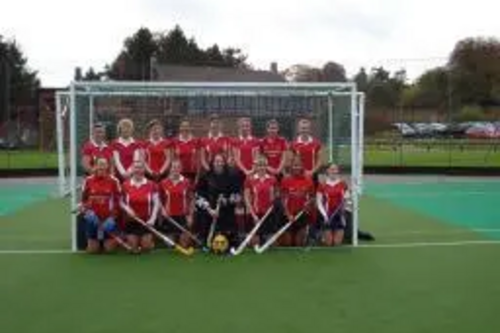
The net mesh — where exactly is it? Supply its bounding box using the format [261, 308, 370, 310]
[72, 91, 355, 177]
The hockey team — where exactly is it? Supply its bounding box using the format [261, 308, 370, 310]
[77, 115, 352, 255]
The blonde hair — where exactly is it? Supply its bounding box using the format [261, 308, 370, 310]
[117, 118, 134, 136]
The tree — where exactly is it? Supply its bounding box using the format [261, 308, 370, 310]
[365, 67, 406, 108]
[405, 67, 448, 108]
[321, 61, 346, 82]
[107, 27, 158, 80]
[83, 67, 101, 81]
[156, 25, 191, 65]
[0, 36, 40, 122]
[448, 37, 500, 106]
[106, 25, 250, 80]
[354, 67, 368, 92]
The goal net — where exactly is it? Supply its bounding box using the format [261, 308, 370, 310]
[56, 81, 364, 251]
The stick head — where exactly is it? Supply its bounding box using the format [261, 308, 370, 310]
[254, 245, 263, 254]
[229, 247, 238, 256]
[184, 247, 195, 256]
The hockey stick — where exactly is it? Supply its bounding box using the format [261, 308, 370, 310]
[162, 211, 205, 249]
[254, 200, 312, 254]
[132, 217, 195, 256]
[206, 195, 223, 249]
[229, 206, 273, 256]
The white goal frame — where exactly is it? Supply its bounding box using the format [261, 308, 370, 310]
[56, 81, 365, 252]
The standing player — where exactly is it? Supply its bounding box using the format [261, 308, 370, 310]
[144, 120, 171, 182]
[200, 114, 231, 171]
[280, 155, 315, 247]
[291, 118, 322, 178]
[159, 159, 194, 248]
[260, 119, 288, 178]
[171, 119, 200, 184]
[316, 163, 348, 246]
[244, 155, 278, 246]
[78, 158, 121, 253]
[231, 117, 261, 176]
[81, 123, 113, 175]
[121, 159, 159, 253]
[112, 118, 143, 181]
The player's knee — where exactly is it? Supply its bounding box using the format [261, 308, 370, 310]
[102, 218, 117, 234]
[279, 233, 292, 246]
[86, 240, 100, 254]
[322, 231, 334, 246]
[103, 239, 117, 253]
[294, 229, 307, 246]
[140, 236, 154, 251]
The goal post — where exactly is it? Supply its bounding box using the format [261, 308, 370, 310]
[57, 81, 364, 251]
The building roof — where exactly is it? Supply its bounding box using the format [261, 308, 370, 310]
[153, 64, 285, 82]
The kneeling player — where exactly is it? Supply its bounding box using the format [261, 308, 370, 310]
[244, 155, 278, 246]
[121, 160, 160, 253]
[159, 159, 194, 248]
[280, 156, 314, 247]
[78, 158, 121, 253]
[316, 163, 348, 246]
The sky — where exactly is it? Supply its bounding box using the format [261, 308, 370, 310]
[0, 0, 498, 86]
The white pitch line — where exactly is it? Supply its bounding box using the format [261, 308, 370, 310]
[0, 249, 73, 255]
[375, 228, 500, 237]
[1, 240, 500, 255]
[357, 240, 500, 249]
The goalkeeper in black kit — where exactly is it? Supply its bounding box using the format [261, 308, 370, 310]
[195, 153, 243, 253]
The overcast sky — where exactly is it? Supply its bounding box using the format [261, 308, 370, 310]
[0, 0, 498, 86]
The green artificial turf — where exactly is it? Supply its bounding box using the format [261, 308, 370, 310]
[1, 186, 500, 333]
[0, 150, 58, 169]
[2, 142, 500, 170]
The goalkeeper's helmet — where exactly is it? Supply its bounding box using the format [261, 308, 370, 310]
[211, 233, 229, 254]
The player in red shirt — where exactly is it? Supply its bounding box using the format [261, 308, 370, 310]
[280, 155, 315, 246]
[171, 119, 200, 184]
[81, 123, 113, 175]
[200, 114, 231, 171]
[144, 119, 171, 182]
[291, 118, 322, 177]
[244, 155, 278, 246]
[159, 159, 194, 248]
[260, 119, 288, 178]
[78, 158, 121, 253]
[121, 159, 160, 253]
[231, 117, 261, 176]
[316, 163, 349, 246]
[112, 118, 144, 181]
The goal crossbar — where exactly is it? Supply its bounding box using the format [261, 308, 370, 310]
[58, 80, 364, 251]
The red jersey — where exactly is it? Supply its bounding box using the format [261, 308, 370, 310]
[81, 141, 113, 169]
[160, 176, 192, 216]
[144, 138, 170, 174]
[317, 180, 348, 215]
[260, 136, 288, 170]
[81, 174, 121, 220]
[245, 174, 277, 215]
[112, 138, 143, 175]
[281, 175, 314, 215]
[200, 134, 231, 163]
[291, 137, 322, 173]
[172, 136, 200, 175]
[122, 178, 158, 221]
[232, 136, 261, 172]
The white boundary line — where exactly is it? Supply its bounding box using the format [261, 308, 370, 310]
[375, 228, 500, 236]
[1, 239, 500, 255]
[0, 249, 73, 255]
[357, 240, 500, 249]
